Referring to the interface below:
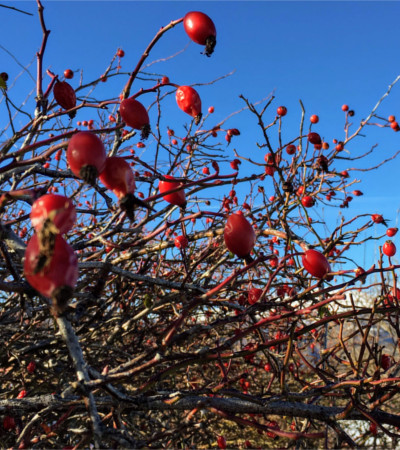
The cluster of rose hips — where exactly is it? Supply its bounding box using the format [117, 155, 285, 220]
[24, 12, 217, 307]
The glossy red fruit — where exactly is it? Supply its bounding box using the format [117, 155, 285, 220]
[302, 249, 331, 279]
[286, 144, 296, 155]
[120, 97, 150, 139]
[381, 354, 392, 371]
[67, 131, 106, 185]
[174, 235, 188, 249]
[30, 194, 76, 235]
[17, 390, 27, 399]
[264, 363, 271, 372]
[64, 69, 73, 79]
[301, 195, 315, 208]
[308, 132, 321, 145]
[383, 240, 396, 257]
[371, 214, 385, 225]
[117, 48, 125, 57]
[277, 106, 287, 116]
[183, 11, 216, 56]
[27, 360, 36, 374]
[310, 114, 319, 124]
[100, 156, 152, 218]
[369, 422, 377, 435]
[24, 234, 78, 301]
[99, 157, 135, 199]
[227, 128, 240, 137]
[248, 287, 263, 305]
[216, 435, 227, 450]
[342, 104, 349, 112]
[176, 85, 202, 124]
[159, 175, 187, 208]
[224, 211, 256, 258]
[53, 81, 76, 118]
[386, 227, 398, 237]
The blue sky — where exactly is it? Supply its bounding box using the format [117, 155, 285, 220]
[1, 1, 400, 271]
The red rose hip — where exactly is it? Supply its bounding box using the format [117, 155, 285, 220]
[302, 249, 331, 279]
[119, 97, 150, 139]
[67, 131, 106, 185]
[224, 211, 256, 258]
[183, 11, 217, 56]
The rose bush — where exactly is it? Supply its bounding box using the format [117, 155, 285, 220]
[0, 2, 399, 448]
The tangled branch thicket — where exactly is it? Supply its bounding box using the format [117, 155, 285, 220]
[1, 2, 400, 449]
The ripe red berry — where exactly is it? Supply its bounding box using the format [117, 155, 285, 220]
[371, 214, 385, 224]
[224, 211, 256, 258]
[159, 175, 187, 208]
[388, 115, 396, 123]
[310, 114, 319, 124]
[248, 287, 263, 305]
[174, 235, 188, 249]
[386, 227, 398, 237]
[369, 422, 377, 435]
[307, 132, 321, 145]
[30, 194, 76, 235]
[99, 156, 136, 199]
[27, 361, 36, 374]
[227, 128, 240, 136]
[53, 81, 76, 118]
[117, 48, 125, 57]
[216, 435, 227, 450]
[120, 97, 150, 139]
[64, 69, 74, 79]
[183, 11, 217, 57]
[208, 106, 214, 113]
[352, 190, 363, 196]
[17, 390, 27, 399]
[286, 144, 296, 155]
[381, 354, 392, 371]
[342, 104, 349, 112]
[301, 195, 315, 208]
[100, 156, 148, 219]
[302, 249, 331, 279]
[24, 234, 78, 302]
[176, 85, 202, 125]
[277, 106, 287, 116]
[230, 159, 240, 170]
[383, 240, 396, 257]
[67, 131, 106, 185]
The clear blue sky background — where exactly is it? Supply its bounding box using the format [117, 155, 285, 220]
[1, 1, 400, 271]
